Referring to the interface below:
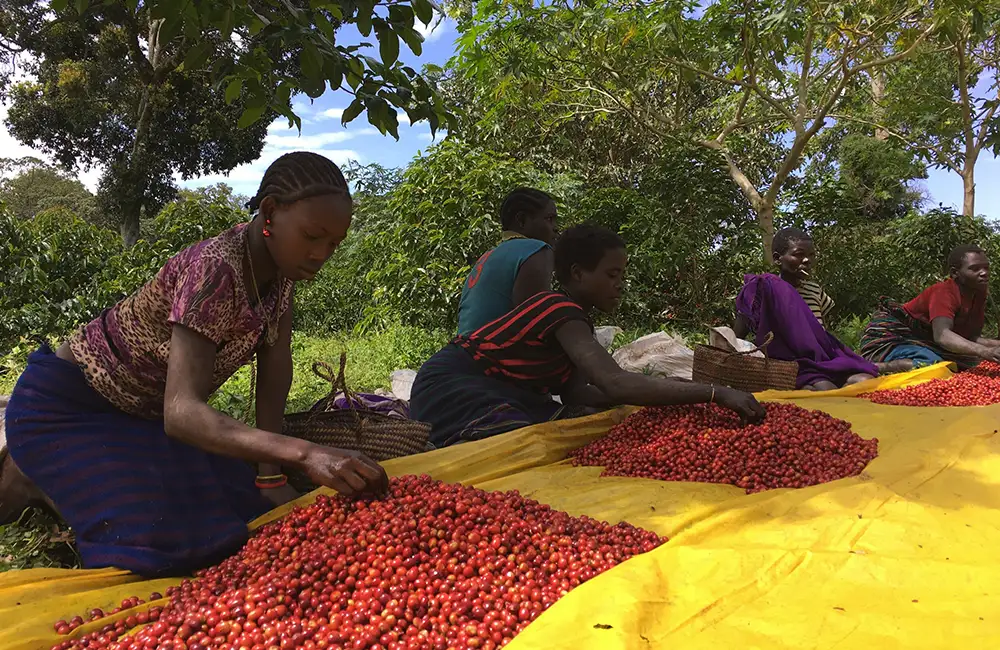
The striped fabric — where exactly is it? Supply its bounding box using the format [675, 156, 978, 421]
[5, 346, 270, 577]
[454, 291, 591, 394]
[859, 298, 979, 370]
[796, 280, 834, 328]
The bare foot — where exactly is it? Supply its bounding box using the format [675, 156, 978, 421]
[876, 360, 914, 376]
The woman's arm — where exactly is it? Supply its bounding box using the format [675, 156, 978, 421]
[163, 324, 388, 497]
[554, 320, 765, 422]
[254, 292, 298, 505]
[510, 249, 554, 307]
[559, 372, 617, 409]
[932, 317, 1000, 360]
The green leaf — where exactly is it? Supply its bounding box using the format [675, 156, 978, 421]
[300, 43, 323, 80]
[341, 98, 364, 125]
[74, 0, 88, 14]
[399, 27, 423, 56]
[376, 25, 400, 67]
[302, 80, 326, 99]
[315, 13, 335, 40]
[412, 0, 434, 26]
[224, 78, 243, 104]
[357, 9, 373, 37]
[50, 0, 68, 11]
[388, 5, 415, 29]
[183, 43, 211, 72]
[220, 7, 235, 41]
[238, 104, 266, 128]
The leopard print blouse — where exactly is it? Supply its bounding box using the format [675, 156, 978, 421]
[69, 224, 293, 419]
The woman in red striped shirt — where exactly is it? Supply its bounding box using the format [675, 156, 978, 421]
[410, 224, 765, 447]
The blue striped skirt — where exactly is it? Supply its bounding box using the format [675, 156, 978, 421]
[5, 346, 270, 577]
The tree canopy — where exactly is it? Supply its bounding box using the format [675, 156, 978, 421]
[0, 157, 98, 222]
[0, 0, 454, 244]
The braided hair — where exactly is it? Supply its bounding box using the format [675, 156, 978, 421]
[500, 187, 554, 230]
[247, 151, 351, 213]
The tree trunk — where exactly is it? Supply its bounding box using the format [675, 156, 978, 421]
[120, 206, 141, 247]
[759, 201, 775, 263]
[870, 72, 888, 141]
[962, 168, 975, 217]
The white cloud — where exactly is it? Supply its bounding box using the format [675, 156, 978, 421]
[266, 127, 379, 150]
[183, 148, 364, 195]
[318, 108, 344, 121]
[416, 16, 455, 43]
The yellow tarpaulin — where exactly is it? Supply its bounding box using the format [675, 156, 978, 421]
[5, 361, 998, 650]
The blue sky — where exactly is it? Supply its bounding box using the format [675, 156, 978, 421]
[187, 16, 460, 198]
[0, 13, 996, 217]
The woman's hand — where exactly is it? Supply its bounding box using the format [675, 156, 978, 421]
[299, 446, 389, 498]
[260, 483, 301, 507]
[714, 387, 767, 425]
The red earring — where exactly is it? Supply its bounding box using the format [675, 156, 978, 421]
[262, 218, 271, 237]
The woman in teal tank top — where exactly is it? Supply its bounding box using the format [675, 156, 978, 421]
[457, 188, 558, 335]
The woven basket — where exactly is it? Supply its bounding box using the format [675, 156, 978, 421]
[282, 353, 431, 492]
[692, 332, 799, 393]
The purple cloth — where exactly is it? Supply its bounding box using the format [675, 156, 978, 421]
[321, 392, 411, 420]
[735, 274, 877, 389]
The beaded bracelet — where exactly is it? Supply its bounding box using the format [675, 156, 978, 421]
[255, 474, 288, 489]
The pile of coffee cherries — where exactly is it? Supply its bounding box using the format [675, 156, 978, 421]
[50, 475, 664, 650]
[865, 361, 1000, 407]
[569, 403, 878, 493]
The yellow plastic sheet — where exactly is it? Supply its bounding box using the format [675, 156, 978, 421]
[4, 362, 995, 650]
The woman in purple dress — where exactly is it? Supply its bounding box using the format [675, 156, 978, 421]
[733, 227, 877, 391]
[4, 152, 387, 576]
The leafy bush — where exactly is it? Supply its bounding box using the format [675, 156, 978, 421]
[346, 140, 580, 332]
[812, 207, 1000, 331]
[573, 141, 761, 330]
[0, 186, 246, 355]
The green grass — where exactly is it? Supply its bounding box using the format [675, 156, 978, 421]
[0, 508, 80, 571]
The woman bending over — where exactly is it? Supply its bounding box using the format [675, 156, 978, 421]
[5, 152, 386, 576]
[410, 224, 765, 447]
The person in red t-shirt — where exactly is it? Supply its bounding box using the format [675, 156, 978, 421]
[860, 244, 1000, 370]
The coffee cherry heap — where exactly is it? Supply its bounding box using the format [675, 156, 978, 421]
[865, 361, 1000, 407]
[50, 475, 664, 650]
[569, 403, 878, 493]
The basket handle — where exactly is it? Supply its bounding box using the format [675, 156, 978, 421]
[719, 331, 774, 365]
[310, 352, 364, 413]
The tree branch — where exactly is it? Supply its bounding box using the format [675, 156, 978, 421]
[795, 23, 815, 136]
[850, 18, 939, 75]
[828, 112, 961, 173]
[656, 54, 796, 123]
[717, 83, 753, 143]
[956, 34, 977, 169]
[701, 139, 764, 210]
[120, 9, 154, 83]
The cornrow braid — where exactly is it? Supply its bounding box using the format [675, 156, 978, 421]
[247, 151, 351, 212]
[500, 187, 554, 230]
